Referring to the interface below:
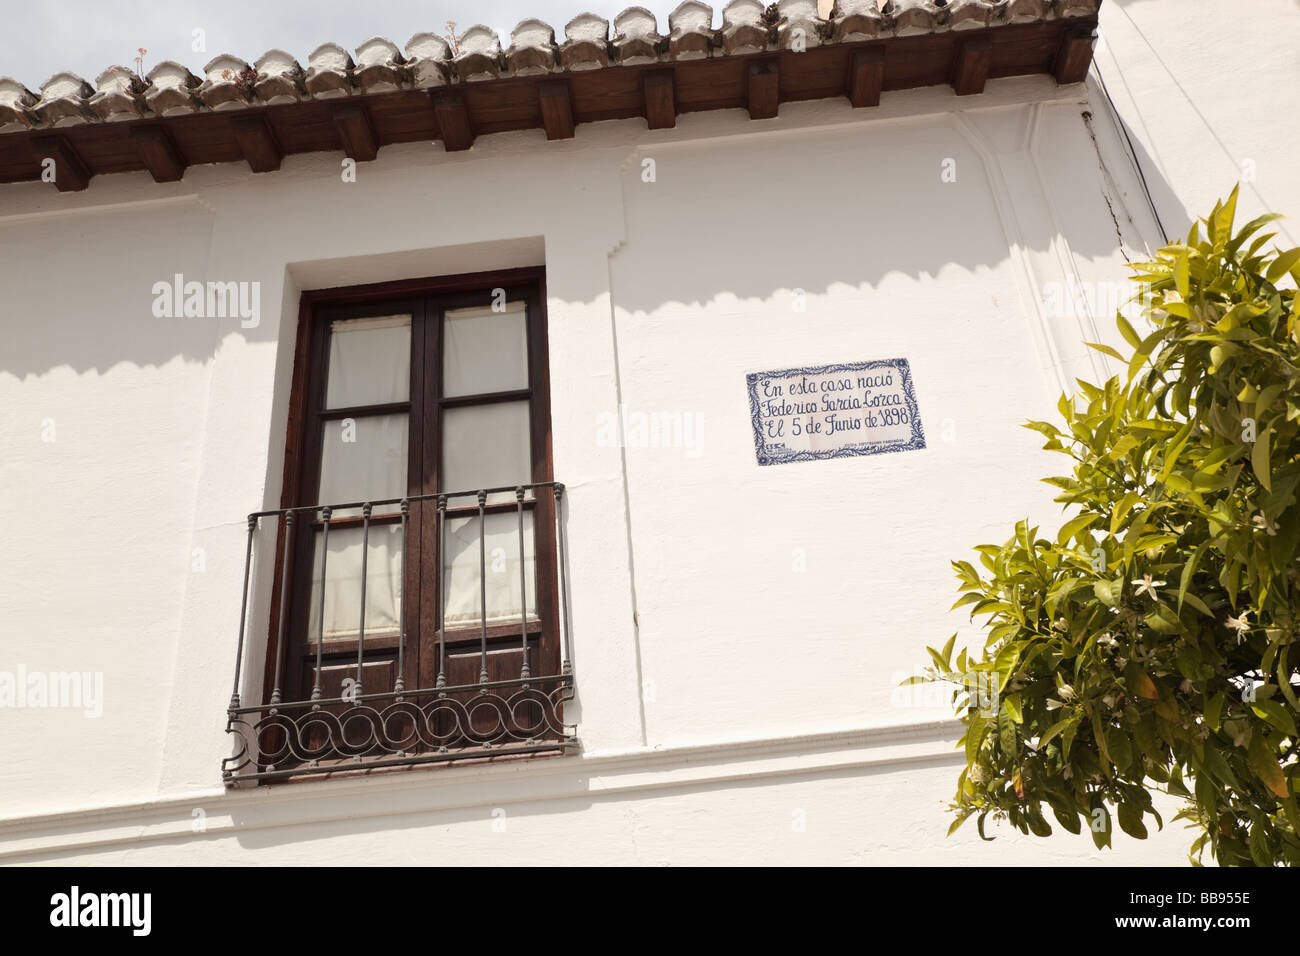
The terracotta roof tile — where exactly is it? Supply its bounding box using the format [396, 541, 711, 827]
[0, 2, 1103, 189]
[0, 1, 1103, 130]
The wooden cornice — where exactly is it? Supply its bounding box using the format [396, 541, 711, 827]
[0, 2, 1100, 191]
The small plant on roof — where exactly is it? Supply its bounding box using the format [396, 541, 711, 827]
[220, 67, 259, 94]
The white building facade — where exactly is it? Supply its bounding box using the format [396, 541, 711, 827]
[1, 0, 1297, 865]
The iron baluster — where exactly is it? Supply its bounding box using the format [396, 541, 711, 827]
[436, 494, 447, 691]
[355, 502, 371, 698]
[477, 489, 488, 686]
[555, 483, 573, 676]
[230, 514, 257, 711]
[395, 498, 408, 697]
[311, 507, 331, 707]
[269, 509, 295, 710]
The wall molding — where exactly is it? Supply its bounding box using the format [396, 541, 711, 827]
[0, 718, 962, 861]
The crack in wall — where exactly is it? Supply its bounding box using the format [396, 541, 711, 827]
[1081, 109, 1136, 265]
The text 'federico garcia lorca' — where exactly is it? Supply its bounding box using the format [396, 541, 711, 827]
[746, 358, 926, 466]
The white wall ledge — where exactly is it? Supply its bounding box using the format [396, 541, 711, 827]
[0, 718, 961, 861]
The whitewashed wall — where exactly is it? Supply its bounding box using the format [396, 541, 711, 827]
[1, 0, 1295, 863]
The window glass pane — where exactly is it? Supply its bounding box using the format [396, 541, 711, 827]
[442, 302, 528, 398]
[325, 314, 411, 409]
[318, 412, 407, 516]
[443, 511, 536, 627]
[442, 401, 530, 505]
[307, 523, 403, 643]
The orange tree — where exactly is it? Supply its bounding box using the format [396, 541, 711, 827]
[915, 190, 1300, 865]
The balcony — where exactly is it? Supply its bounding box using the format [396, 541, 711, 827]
[223, 481, 576, 784]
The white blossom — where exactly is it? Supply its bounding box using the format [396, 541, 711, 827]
[1131, 574, 1165, 601]
[1226, 612, 1251, 644]
[1252, 513, 1279, 537]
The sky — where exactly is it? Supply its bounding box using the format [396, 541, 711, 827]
[0, 0, 691, 90]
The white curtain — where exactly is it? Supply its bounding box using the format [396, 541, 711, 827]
[443, 302, 527, 398]
[307, 523, 403, 643]
[443, 511, 537, 626]
[325, 315, 410, 408]
[441, 401, 531, 505]
[317, 412, 408, 515]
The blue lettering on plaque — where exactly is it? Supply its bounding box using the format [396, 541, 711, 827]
[746, 357, 925, 466]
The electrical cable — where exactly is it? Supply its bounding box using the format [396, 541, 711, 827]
[1091, 57, 1170, 246]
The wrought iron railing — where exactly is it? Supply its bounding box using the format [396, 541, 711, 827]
[223, 481, 576, 784]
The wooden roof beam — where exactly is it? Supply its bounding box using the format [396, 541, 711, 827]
[232, 113, 283, 173]
[642, 69, 676, 130]
[1054, 28, 1097, 85]
[538, 80, 575, 141]
[952, 35, 992, 96]
[846, 46, 884, 108]
[30, 133, 91, 191]
[432, 88, 474, 152]
[332, 102, 378, 161]
[130, 125, 186, 182]
[747, 59, 780, 120]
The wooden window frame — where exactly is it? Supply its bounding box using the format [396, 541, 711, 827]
[260, 266, 557, 716]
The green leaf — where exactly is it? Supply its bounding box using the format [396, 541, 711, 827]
[1002, 694, 1023, 724]
[1086, 341, 1126, 362]
[1178, 541, 1208, 613]
[1252, 425, 1272, 491]
[1256, 383, 1284, 420]
[940, 633, 957, 669]
[1247, 734, 1289, 799]
[1090, 807, 1112, 850]
[1024, 806, 1052, 837]
[1051, 802, 1082, 834]
[1227, 213, 1284, 256]
[998, 706, 1017, 756]
[1116, 312, 1143, 349]
[1107, 434, 1142, 461]
[1204, 692, 1226, 732]
[1214, 186, 1239, 242]
[1111, 491, 1141, 534]
[1107, 728, 1134, 773]
[1057, 512, 1099, 547]
[1265, 247, 1300, 282]
[1040, 714, 1079, 750]
[1094, 578, 1121, 607]
[1251, 699, 1298, 737]
[1278, 647, 1299, 711]
[1248, 820, 1272, 867]
[1158, 421, 1194, 481]
[1174, 252, 1190, 298]
[1117, 801, 1149, 840]
[965, 712, 988, 764]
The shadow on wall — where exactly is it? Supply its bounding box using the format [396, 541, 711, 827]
[603, 104, 1173, 324]
[1116, 109, 1192, 243]
[0, 195, 280, 379]
[0, 98, 1181, 382]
